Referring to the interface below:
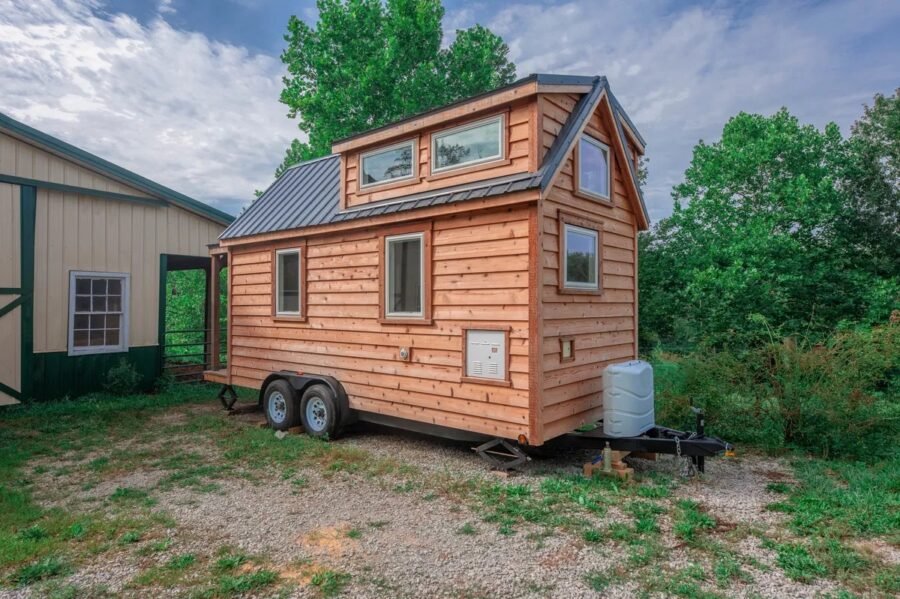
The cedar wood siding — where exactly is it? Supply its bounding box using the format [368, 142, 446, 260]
[227, 204, 534, 441]
[342, 100, 536, 208]
[538, 93, 638, 442]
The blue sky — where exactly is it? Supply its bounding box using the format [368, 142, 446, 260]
[2, 0, 898, 219]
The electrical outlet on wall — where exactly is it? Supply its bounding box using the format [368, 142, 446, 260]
[398, 346, 411, 361]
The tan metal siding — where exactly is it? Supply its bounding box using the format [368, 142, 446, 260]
[0, 131, 153, 198]
[33, 191, 223, 352]
[0, 182, 21, 404]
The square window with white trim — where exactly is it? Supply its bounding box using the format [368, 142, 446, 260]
[577, 135, 611, 200]
[275, 248, 302, 316]
[385, 232, 424, 317]
[563, 224, 600, 290]
[68, 272, 129, 355]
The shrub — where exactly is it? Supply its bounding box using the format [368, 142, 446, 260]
[652, 321, 899, 460]
[103, 359, 142, 396]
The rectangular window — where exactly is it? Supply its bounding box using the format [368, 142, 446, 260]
[563, 223, 600, 290]
[275, 248, 302, 316]
[577, 135, 611, 200]
[360, 139, 415, 189]
[385, 232, 423, 317]
[68, 271, 128, 356]
[431, 115, 503, 173]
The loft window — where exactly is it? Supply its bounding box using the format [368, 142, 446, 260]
[68, 271, 129, 356]
[563, 224, 599, 290]
[385, 232, 424, 317]
[577, 135, 611, 200]
[431, 115, 503, 173]
[275, 248, 302, 316]
[360, 139, 415, 188]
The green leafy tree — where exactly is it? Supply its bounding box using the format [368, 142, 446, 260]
[277, 0, 516, 175]
[640, 105, 898, 349]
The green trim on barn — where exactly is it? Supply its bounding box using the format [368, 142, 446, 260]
[158, 254, 168, 374]
[0, 174, 166, 208]
[0, 112, 234, 225]
[20, 185, 36, 401]
[31, 346, 160, 400]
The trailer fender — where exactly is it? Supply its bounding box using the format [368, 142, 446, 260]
[258, 372, 353, 427]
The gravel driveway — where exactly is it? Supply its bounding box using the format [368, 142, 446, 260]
[3, 401, 888, 598]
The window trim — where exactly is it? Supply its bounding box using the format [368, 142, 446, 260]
[430, 113, 506, 175]
[575, 134, 612, 203]
[460, 325, 512, 387]
[558, 211, 604, 295]
[67, 270, 130, 356]
[378, 222, 433, 325]
[272, 244, 306, 321]
[358, 138, 418, 192]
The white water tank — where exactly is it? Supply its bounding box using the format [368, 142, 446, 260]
[603, 360, 655, 437]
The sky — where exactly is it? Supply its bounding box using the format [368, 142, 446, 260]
[1, 0, 898, 220]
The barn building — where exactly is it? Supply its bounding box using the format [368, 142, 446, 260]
[0, 113, 233, 404]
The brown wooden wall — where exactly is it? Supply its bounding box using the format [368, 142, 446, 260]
[537, 93, 639, 441]
[342, 100, 536, 208]
[227, 205, 535, 441]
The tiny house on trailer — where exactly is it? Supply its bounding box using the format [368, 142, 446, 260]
[208, 74, 650, 447]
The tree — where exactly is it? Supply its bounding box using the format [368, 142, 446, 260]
[277, 0, 516, 175]
[840, 89, 900, 282]
[639, 106, 897, 349]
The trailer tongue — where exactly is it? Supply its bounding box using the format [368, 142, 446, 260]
[555, 407, 734, 474]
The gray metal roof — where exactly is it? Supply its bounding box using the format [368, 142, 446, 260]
[221, 75, 647, 241]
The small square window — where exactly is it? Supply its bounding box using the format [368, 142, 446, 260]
[69, 272, 128, 355]
[577, 135, 611, 200]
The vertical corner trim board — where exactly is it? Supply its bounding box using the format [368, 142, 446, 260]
[20, 185, 36, 401]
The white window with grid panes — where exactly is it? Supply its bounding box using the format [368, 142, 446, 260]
[68, 271, 129, 356]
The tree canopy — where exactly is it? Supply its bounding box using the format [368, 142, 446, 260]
[639, 92, 900, 349]
[277, 0, 516, 176]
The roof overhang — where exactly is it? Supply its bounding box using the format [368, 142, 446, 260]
[331, 73, 597, 154]
[0, 112, 234, 225]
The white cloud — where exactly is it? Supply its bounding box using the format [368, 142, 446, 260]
[0, 0, 299, 215]
[488, 0, 900, 222]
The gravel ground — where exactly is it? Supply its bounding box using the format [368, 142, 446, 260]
[2, 406, 868, 598]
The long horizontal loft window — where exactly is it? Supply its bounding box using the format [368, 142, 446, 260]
[385, 232, 424, 318]
[275, 248, 302, 316]
[360, 140, 415, 188]
[431, 115, 504, 173]
[68, 271, 129, 356]
[577, 134, 611, 200]
[563, 224, 600, 290]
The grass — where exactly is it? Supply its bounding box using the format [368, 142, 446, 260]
[0, 383, 897, 597]
[310, 569, 351, 597]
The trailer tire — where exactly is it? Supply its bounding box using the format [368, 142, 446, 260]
[263, 379, 299, 431]
[300, 384, 340, 439]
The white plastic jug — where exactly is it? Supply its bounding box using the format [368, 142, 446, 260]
[602, 360, 655, 437]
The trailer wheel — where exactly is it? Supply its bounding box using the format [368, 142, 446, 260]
[263, 379, 299, 430]
[300, 384, 339, 439]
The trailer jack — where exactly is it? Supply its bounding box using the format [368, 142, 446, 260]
[473, 438, 530, 471]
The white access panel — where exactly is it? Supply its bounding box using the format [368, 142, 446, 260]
[466, 329, 506, 380]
